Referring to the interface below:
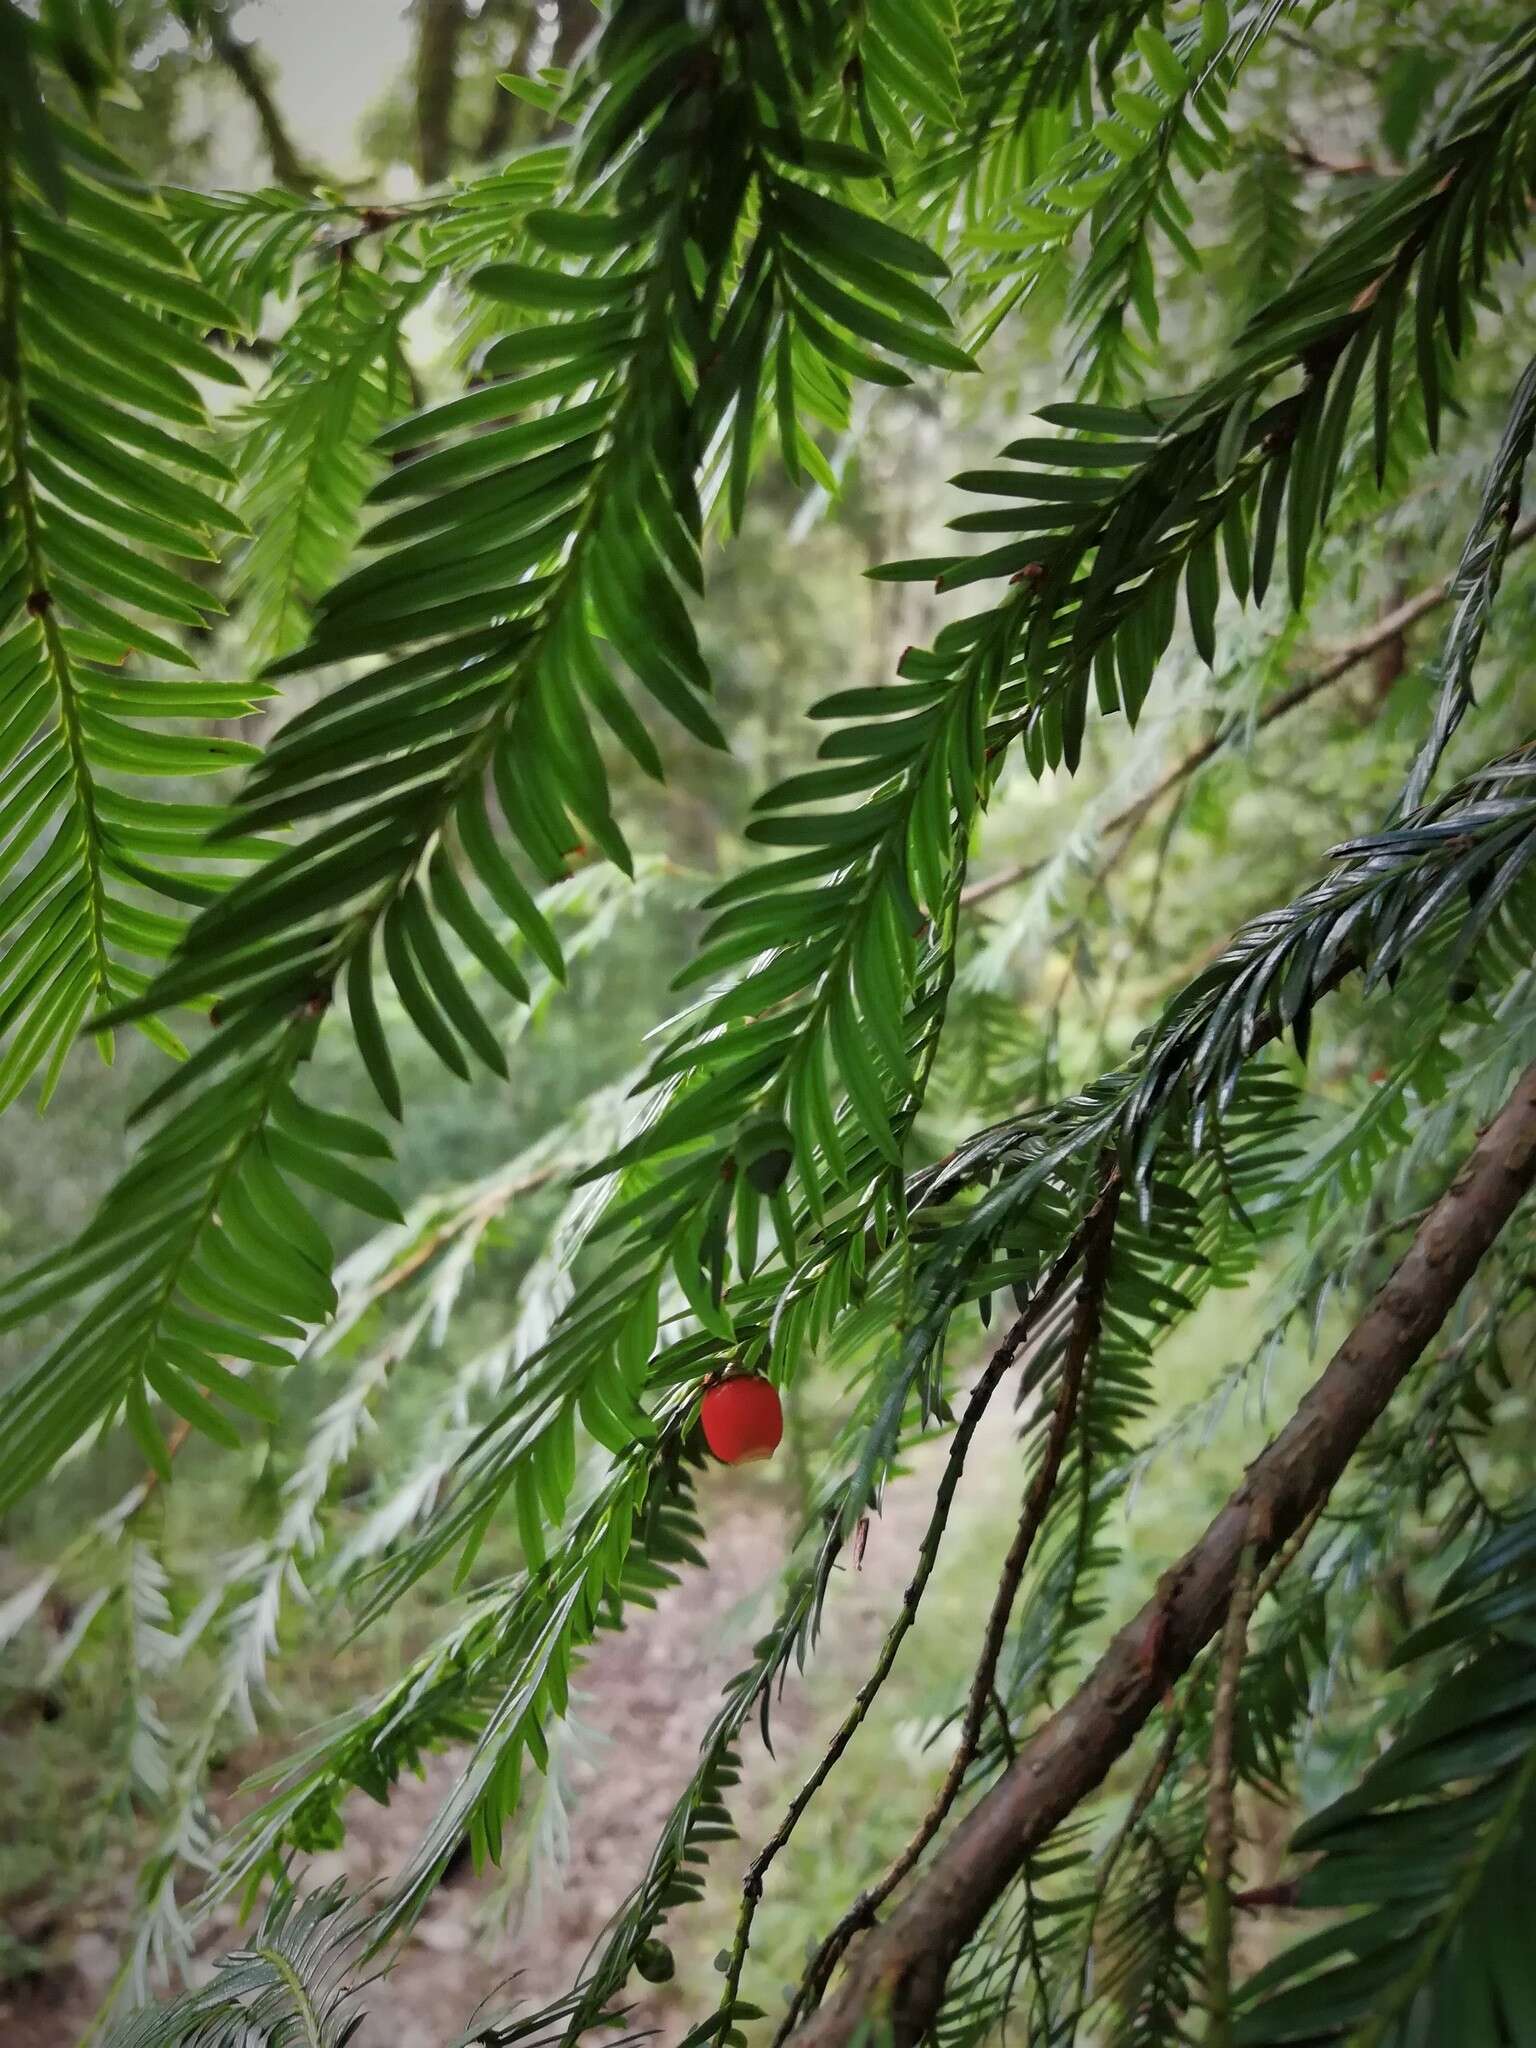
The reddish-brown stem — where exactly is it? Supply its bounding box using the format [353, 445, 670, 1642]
[782, 1186, 1122, 2032]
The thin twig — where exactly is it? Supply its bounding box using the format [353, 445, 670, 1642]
[355, 1165, 557, 1311]
[1067, 1501, 1325, 2040]
[136, 1418, 194, 1506]
[783, 1184, 1123, 2030]
[719, 1174, 1121, 2020]
[960, 516, 1536, 912]
[416, 0, 470, 185]
[1253, 1500, 1325, 1610]
[1066, 1710, 1186, 2039]
[1202, 1528, 1261, 2048]
[1287, 138, 1378, 175]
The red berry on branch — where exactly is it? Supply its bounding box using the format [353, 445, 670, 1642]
[700, 1376, 783, 1466]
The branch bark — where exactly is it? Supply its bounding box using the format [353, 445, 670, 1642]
[552, 0, 602, 71]
[416, 0, 470, 185]
[960, 514, 1536, 912]
[190, 2, 315, 190]
[476, 10, 532, 163]
[785, 1058, 1536, 2048]
[476, 0, 602, 158]
[1203, 1528, 1260, 2048]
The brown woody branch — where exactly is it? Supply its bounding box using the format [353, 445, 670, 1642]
[416, 0, 470, 185]
[1287, 138, 1377, 176]
[785, 1059, 1536, 2048]
[1233, 1880, 1301, 1912]
[476, 4, 533, 162]
[1202, 1527, 1261, 2048]
[960, 515, 1536, 913]
[782, 1186, 1122, 2031]
[188, 2, 316, 191]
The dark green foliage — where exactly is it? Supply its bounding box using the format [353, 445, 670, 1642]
[1237, 1507, 1536, 2045]
[124, 0, 974, 1069]
[1396, 354, 1536, 814]
[0, 89, 264, 1101]
[5, 3, 1536, 2045]
[0, 0, 972, 1506]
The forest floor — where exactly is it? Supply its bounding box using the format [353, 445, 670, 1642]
[4, 1413, 1015, 2048]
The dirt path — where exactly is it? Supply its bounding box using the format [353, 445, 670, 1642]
[5, 1419, 1012, 2048]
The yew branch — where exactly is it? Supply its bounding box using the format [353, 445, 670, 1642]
[961, 515, 1536, 913]
[785, 1059, 1536, 2048]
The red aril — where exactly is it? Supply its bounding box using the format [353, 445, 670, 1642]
[700, 1376, 783, 1466]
